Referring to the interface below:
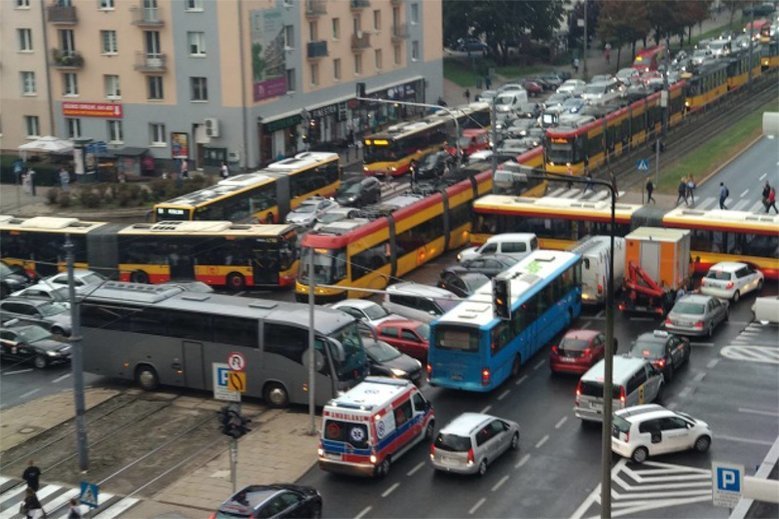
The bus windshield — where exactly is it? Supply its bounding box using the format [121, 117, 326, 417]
[329, 322, 367, 381]
[547, 142, 573, 164]
[364, 144, 398, 163]
[299, 247, 347, 284]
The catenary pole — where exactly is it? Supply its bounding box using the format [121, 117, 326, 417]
[308, 248, 317, 435]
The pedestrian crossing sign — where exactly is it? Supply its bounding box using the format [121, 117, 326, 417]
[636, 159, 650, 171]
[80, 481, 100, 508]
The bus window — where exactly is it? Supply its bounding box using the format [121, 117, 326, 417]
[264, 324, 308, 363]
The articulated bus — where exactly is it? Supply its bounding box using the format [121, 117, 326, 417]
[153, 152, 340, 224]
[362, 102, 490, 177]
[0, 216, 299, 289]
[296, 170, 493, 302]
[428, 250, 582, 392]
[81, 282, 368, 407]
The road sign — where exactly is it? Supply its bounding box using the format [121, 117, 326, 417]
[227, 351, 246, 372]
[712, 461, 744, 508]
[637, 159, 650, 171]
[227, 371, 247, 393]
[80, 481, 100, 508]
[213, 362, 240, 402]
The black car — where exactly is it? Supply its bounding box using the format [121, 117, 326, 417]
[363, 337, 424, 386]
[0, 321, 71, 369]
[437, 270, 490, 297]
[335, 177, 381, 207]
[414, 151, 455, 181]
[214, 484, 322, 519]
[450, 254, 518, 278]
[0, 260, 33, 299]
[627, 330, 691, 383]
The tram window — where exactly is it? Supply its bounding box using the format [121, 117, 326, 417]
[351, 241, 389, 279]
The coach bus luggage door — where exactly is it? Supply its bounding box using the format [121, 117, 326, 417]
[182, 341, 205, 389]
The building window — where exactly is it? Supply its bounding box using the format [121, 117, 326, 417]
[99, 0, 114, 10]
[331, 18, 340, 39]
[107, 120, 123, 143]
[411, 3, 418, 24]
[394, 45, 401, 65]
[60, 29, 75, 54]
[412, 40, 419, 61]
[145, 30, 161, 56]
[101, 30, 117, 54]
[104, 74, 121, 98]
[185, 0, 203, 11]
[21, 72, 36, 95]
[373, 10, 381, 31]
[150, 123, 166, 145]
[18, 29, 33, 52]
[190, 77, 208, 101]
[187, 32, 206, 56]
[285, 69, 296, 92]
[284, 25, 294, 49]
[354, 53, 362, 75]
[24, 116, 39, 138]
[333, 58, 341, 80]
[352, 15, 361, 34]
[375, 49, 382, 70]
[63, 72, 78, 96]
[16, 0, 31, 8]
[309, 21, 318, 41]
[66, 118, 81, 139]
[310, 63, 319, 86]
[147, 75, 164, 100]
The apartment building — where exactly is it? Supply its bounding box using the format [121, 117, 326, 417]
[1, 0, 443, 171]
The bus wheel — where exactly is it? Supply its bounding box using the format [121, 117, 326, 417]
[135, 365, 159, 391]
[131, 270, 149, 284]
[511, 355, 521, 378]
[227, 273, 246, 291]
[263, 382, 289, 408]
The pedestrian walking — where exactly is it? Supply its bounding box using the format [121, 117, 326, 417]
[464, 88, 471, 103]
[572, 57, 580, 74]
[767, 186, 778, 214]
[13, 159, 25, 185]
[220, 161, 229, 180]
[484, 75, 492, 90]
[676, 177, 688, 206]
[719, 182, 729, 209]
[68, 498, 82, 519]
[583, 170, 594, 193]
[409, 159, 418, 188]
[604, 42, 612, 64]
[59, 167, 70, 192]
[762, 181, 771, 210]
[180, 159, 189, 179]
[646, 179, 656, 204]
[26, 168, 36, 196]
[20, 487, 44, 519]
[686, 175, 696, 206]
[22, 460, 41, 491]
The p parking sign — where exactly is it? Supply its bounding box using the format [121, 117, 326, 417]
[711, 461, 743, 508]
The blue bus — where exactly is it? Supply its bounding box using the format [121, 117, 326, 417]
[428, 250, 582, 391]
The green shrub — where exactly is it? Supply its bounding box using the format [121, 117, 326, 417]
[47, 188, 61, 205]
[57, 191, 71, 208]
[78, 189, 101, 208]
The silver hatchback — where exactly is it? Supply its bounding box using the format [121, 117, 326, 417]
[665, 294, 729, 337]
[430, 412, 520, 476]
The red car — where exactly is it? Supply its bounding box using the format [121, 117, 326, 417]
[375, 319, 430, 362]
[549, 329, 614, 375]
[520, 79, 544, 97]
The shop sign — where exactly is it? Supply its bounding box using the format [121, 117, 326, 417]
[264, 114, 302, 133]
[63, 102, 123, 118]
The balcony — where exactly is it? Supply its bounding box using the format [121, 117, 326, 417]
[391, 0, 401, 5]
[307, 41, 328, 59]
[305, 0, 327, 16]
[134, 52, 168, 72]
[51, 49, 84, 69]
[391, 23, 409, 40]
[350, 0, 370, 9]
[130, 5, 165, 27]
[47, 4, 77, 24]
[351, 32, 371, 50]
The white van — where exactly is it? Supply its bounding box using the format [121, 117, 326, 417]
[494, 90, 529, 115]
[384, 282, 460, 323]
[753, 296, 779, 324]
[574, 356, 664, 423]
[458, 233, 538, 263]
[570, 236, 625, 305]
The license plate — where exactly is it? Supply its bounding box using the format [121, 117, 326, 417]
[561, 358, 576, 363]
[451, 373, 463, 381]
[590, 402, 602, 411]
[324, 452, 341, 460]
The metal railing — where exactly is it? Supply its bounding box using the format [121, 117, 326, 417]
[351, 32, 371, 50]
[307, 41, 328, 59]
[51, 48, 84, 68]
[305, 0, 327, 16]
[134, 52, 167, 72]
[391, 23, 409, 39]
[130, 5, 164, 27]
[47, 4, 77, 23]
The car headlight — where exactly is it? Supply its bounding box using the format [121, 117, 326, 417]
[46, 351, 60, 357]
[390, 368, 408, 378]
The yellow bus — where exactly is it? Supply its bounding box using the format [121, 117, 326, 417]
[153, 152, 340, 223]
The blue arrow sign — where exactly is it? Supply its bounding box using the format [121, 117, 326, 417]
[80, 481, 100, 508]
[636, 159, 650, 171]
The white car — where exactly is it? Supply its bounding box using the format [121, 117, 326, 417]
[330, 299, 405, 328]
[41, 269, 106, 296]
[10, 283, 71, 307]
[700, 261, 764, 302]
[611, 404, 712, 463]
[556, 79, 586, 96]
[285, 197, 339, 228]
[580, 81, 621, 105]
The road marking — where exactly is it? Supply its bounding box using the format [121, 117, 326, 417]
[554, 416, 568, 429]
[706, 358, 719, 369]
[596, 310, 604, 318]
[381, 482, 400, 498]
[407, 461, 425, 476]
[533, 360, 545, 370]
[497, 389, 511, 401]
[19, 388, 40, 399]
[234, 291, 245, 297]
[492, 475, 510, 492]
[690, 342, 714, 347]
[3, 368, 34, 375]
[738, 407, 779, 417]
[582, 321, 592, 329]
[515, 453, 530, 469]
[354, 506, 372, 519]
[693, 372, 706, 382]
[468, 497, 486, 515]
[480, 404, 492, 414]
[678, 386, 692, 398]
[740, 188, 749, 198]
[93, 497, 140, 519]
[535, 435, 549, 449]
[39, 488, 80, 517]
[515, 374, 528, 386]
[53, 373, 71, 383]
[717, 434, 773, 446]
[759, 173, 767, 181]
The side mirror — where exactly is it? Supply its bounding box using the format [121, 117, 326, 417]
[329, 339, 346, 363]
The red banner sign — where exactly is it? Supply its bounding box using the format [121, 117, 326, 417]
[62, 102, 123, 118]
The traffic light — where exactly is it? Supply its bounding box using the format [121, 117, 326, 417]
[492, 277, 511, 321]
[217, 405, 252, 439]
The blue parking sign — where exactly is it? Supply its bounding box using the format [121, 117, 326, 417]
[711, 461, 743, 508]
[717, 467, 741, 492]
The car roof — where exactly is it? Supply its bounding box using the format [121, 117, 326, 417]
[1, 297, 50, 307]
[485, 233, 536, 243]
[614, 404, 670, 421]
[440, 412, 494, 435]
[221, 485, 288, 513]
[378, 319, 424, 329]
[677, 294, 713, 304]
[708, 261, 747, 272]
[387, 282, 457, 298]
[333, 299, 379, 310]
[563, 329, 600, 340]
[635, 331, 669, 344]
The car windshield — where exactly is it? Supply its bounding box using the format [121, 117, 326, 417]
[705, 270, 731, 280]
[630, 339, 665, 359]
[612, 415, 631, 434]
[0, 263, 13, 276]
[365, 340, 401, 362]
[495, 95, 514, 105]
[673, 302, 705, 315]
[560, 337, 590, 352]
[295, 204, 317, 214]
[436, 299, 460, 313]
[17, 326, 52, 343]
[434, 433, 471, 452]
[82, 272, 106, 284]
[363, 304, 389, 320]
[338, 181, 362, 195]
[38, 302, 68, 316]
[584, 85, 605, 95]
[415, 323, 431, 341]
[421, 154, 441, 167]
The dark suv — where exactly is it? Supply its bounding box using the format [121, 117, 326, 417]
[628, 330, 691, 383]
[0, 261, 33, 299]
[414, 151, 455, 181]
[335, 177, 381, 207]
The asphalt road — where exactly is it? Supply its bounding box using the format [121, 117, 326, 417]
[0, 357, 104, 410]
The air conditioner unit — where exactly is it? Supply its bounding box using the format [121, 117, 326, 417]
[204, 117, 220, 138]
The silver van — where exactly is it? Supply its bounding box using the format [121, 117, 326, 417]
[574, 356, 664, 423]
[457, 233, 538, 263]
[383, 283, 460, 323]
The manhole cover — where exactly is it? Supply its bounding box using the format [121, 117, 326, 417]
[18, 426, 41, 434]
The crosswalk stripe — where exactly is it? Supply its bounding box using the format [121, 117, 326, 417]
[0, 485, 63, 519]
[748, 200, 765, 213]
[39, 488, 80, 518]
[731, 199, 749, 211]
[696, 197, 716, 210]
[93, 497, 139, 519]
[0, 485, 27, 511]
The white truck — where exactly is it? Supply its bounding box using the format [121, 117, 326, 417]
[570, 235, 626, 305]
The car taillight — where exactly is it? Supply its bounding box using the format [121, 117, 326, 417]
[430, 444, 436, 456]
[481, 368, 491, 386]
[551, 345, 559, 355]
[618, 302, 625, 311]
[597, 283, 603, 294]
[694, 321, 704, 329]
[624, 430, 630, 443]
[426, 363, 432, 375]
[619, 386, 626, 405]
[467, 448, 475, 465]
[726, 281, 734, 289]
[575, 380, 582, 400]
[656, 358, 666, 368]
[581, 347, 592, 358]
[208, 514, 217, 519]
[665, 318, 673, 326]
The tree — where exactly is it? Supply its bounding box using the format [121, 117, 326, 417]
[677, 0, 711, 47]
[722, 0, 742, 28]
[568, 0, 600, 54]
[597, 0, 649, 71]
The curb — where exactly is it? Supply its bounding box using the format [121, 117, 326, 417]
[695, 135, 764, 188]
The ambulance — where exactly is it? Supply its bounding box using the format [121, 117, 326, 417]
[318, 376, 435, 477]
